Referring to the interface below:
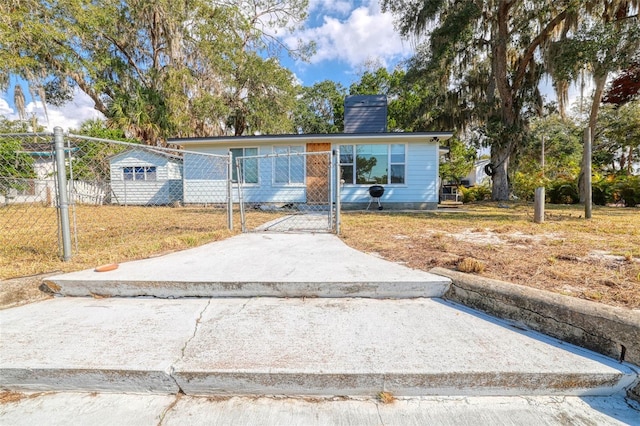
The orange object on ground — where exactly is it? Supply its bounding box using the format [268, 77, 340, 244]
[94, 263, 119, 272]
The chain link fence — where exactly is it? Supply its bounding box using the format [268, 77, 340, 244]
[64, 133, 233, 255]
[0, 132, 61, 276]
[236, 150, 340, 232]
[1, 129, 342, 278]
[1, 129, 233, 279]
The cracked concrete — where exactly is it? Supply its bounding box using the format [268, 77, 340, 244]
[2, 297, 636, 397]
[178, 299, 212, 361]
[0, 298, 208, 394]
[2, 393, 639, 426]
[2, 233, 640, 422]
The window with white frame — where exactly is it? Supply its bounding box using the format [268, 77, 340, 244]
[231, 147, 258, 183]
[274, 145, 305, 184]
[339, 144, 406, 184]
[123, 166, 157, 181]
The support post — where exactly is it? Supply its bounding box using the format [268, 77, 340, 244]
[584, 128, 592, 219]
[541, 136, 545, 177]
[227, 152, 233, 230]
[54, 127, 72, 261]
[334, 149, 341, 235]
[534, 187, 545, 224]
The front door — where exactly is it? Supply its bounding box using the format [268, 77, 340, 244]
[306, 142, 331, 204]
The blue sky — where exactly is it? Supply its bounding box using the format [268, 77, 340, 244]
[0, 0, 413, 132]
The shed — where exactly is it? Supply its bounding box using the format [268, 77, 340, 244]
[109, 149, 183, 205]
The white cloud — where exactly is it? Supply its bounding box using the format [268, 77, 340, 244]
[289, 0, 413, 69]
[0, 98, 14, 117]
[24, 90, 104, 132]
[1, 88, 104, 132]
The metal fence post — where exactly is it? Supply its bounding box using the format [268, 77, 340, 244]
[334, 149, 341, 235]
[584, 127, 592, 219]
[54, 127, 72, 261]
[227, 151, 233, 230]
[534, 187, 545, 224]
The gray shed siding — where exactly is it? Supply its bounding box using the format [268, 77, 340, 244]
[344, 95, 387, 133]
[109, 150, 183, 205]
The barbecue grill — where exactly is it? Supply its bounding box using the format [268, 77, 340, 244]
[367, 185, 384, 210]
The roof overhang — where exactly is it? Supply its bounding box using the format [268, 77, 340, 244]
[170, 132, 454, 147]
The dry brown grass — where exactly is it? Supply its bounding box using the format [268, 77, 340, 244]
[0, 205, 239, 279]
[457, 257, 486, 273]
[341, 203, 640, 309]
[2, 202, 639, 310]
[0, 204, 293, 281]
[377, 391, 396, 404]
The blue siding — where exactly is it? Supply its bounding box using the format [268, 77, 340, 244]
[183, 146, 307, 204]
[338, 143, 438, 204]
[182, 138, 441, 206]
[183, 149, 228, 204]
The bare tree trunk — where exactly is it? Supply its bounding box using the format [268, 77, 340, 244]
[490, 143, 512, 201]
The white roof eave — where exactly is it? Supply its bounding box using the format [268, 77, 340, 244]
[174, 132, 454, 147]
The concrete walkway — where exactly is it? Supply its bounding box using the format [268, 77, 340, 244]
[2, 297, 636, 396]
[2, 233, 639, 424]
[44, 233, 450, 298]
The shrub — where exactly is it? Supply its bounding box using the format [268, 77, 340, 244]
[546, 178, 580, 204]
[592, 177, 614, 206]
[459, 184, 492, 203]
[512, 171, 548, 202]
[614, 175, 640, 207]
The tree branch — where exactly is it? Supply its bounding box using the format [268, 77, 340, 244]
[513, 8, 570, 93]
[102, 35, 150, 88]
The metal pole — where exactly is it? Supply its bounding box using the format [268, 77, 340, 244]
[54, 127, 72, 261]
[534, 187, 545, 224]
[334, 149, 341, 235]
[584, 128, 592, 219]
[227, 152, 233, 230]
[327, 152, 333, 229]
[236, 157, 246, 232]
[541, 136, 545, 177]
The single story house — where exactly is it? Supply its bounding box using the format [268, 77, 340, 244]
[171, 132, 452, 210]
[109, 149, 183, 205]
[1, 143, 57, 206]
[465, 158, 492, 187]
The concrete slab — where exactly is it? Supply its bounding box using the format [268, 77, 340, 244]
[4, 296, 634, 397]
[0, 298, 209, 393]
[165, 395, 640, 426]
[45, 233, 450, 299]
[254, 212, 333, 232]
[2, 393, 639, 426]
[0, 392, 175, 426]
[172, 298, 638, 397]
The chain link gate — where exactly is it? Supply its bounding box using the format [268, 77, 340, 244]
[236, 150, 340, 233]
